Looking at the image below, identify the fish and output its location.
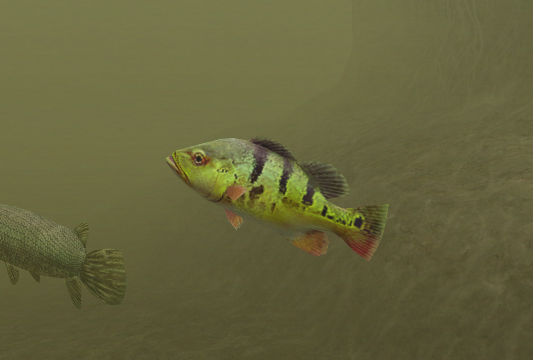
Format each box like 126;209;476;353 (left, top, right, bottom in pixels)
0;204;126;309
166;137;389;260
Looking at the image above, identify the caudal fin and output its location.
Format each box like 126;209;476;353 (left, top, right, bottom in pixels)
80;249;126;305
336;204;389;261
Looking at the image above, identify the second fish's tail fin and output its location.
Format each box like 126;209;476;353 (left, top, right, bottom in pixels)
80;249;126;305
335;204;389;261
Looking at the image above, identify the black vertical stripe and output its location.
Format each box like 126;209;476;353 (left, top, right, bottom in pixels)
321;205;328;217
278;158;293;195
248;185;264;204
250;146;268;184
302;182;315;206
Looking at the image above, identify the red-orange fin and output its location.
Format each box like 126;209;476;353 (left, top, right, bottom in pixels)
337;204;388;261
288;230;329;256
226;185;248;201
225;209;244;230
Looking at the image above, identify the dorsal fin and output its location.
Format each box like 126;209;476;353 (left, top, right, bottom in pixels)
249;137;297;162
299;161;350;199
74;222;89;248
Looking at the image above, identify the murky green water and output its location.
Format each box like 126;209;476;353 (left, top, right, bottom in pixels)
1;1;532;359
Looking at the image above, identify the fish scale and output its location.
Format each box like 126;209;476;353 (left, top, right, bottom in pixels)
232;151;312;229
0;204;126;308
0;205;83;278
167;137;389;260
234;151;349;233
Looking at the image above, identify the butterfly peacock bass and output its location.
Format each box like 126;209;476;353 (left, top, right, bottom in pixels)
166;137;388;260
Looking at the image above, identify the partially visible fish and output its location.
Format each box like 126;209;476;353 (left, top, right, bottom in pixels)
166;137;389;260
0;204;126;309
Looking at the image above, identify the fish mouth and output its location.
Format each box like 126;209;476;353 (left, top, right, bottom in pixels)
166;156;190;185
166;155;179;172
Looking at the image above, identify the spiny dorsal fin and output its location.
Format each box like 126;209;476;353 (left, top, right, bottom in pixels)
299;161;350;199
249;137;297;162
74;222;89;248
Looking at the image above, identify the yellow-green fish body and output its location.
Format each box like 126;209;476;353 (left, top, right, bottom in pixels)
166;138;388;260
0;204;126;308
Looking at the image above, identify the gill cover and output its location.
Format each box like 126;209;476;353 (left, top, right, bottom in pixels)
171;141;236;201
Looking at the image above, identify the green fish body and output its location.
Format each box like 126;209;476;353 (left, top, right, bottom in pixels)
0;204;126;308
166;138;388;260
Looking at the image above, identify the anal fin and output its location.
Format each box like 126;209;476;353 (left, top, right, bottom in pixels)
287;230;329;256
225;209;244;230
30;269;40;282
5;262;19;285
65;276;82;309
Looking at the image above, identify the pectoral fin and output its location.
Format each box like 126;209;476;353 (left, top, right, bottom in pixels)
29;269;40;282
287;230;329;256
225;209;244;230
5;263;19;285
65;276;82;309
226;185;247;201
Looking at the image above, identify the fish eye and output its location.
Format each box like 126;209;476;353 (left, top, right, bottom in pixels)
193;153;205;165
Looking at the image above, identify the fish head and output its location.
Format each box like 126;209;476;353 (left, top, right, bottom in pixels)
166;140;238;201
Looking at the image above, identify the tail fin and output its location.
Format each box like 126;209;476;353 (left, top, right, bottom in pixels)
80;249;126;305
336;204;389;261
